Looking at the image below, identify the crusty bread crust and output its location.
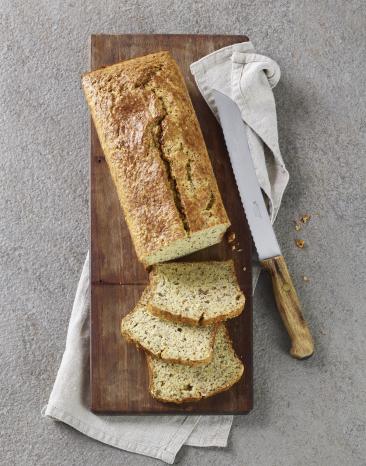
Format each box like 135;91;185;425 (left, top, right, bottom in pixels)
82;51;230;266
146;326;244;404
148;260;245;325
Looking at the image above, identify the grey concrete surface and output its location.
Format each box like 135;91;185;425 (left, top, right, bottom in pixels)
1;0;365;465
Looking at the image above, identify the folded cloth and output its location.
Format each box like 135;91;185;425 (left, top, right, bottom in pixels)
190;41;289;222
44;41;288;464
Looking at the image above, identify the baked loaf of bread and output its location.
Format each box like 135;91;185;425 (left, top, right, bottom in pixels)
82;52;230;266
148;261;245;325
121;288;217;365
147;325;244;403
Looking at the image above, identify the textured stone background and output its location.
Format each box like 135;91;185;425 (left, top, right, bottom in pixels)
1;1;365;465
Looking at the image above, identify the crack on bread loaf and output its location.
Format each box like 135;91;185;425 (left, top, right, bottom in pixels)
205;192;215;211
136;67;190;234
132;64;164;89
151;90;190;233
186;159;193;185
129;62;191;234
157;124;190;233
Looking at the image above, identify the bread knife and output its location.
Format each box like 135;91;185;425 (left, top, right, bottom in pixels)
213;90;314;359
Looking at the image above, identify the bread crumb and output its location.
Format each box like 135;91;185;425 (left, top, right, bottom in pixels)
243;267;247;272
227;232;236;243
300;214;311;224
303;275;310;282
232;245;236;250
295;239;305;249
294;223;301;231
237;248;243;252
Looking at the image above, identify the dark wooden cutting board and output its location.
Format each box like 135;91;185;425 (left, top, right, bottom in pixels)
90;34;253;414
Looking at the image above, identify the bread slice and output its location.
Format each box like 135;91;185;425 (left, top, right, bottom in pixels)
147;325;244;403
148;261;245;325
121;288;218;365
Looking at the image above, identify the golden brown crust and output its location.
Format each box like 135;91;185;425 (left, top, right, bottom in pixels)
121;318;219;366
146;326;244;404
82;52;229;264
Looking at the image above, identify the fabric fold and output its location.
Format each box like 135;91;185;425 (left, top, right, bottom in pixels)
190;40;289;221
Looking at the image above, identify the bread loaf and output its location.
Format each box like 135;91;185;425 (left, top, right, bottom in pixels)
82;52;230;266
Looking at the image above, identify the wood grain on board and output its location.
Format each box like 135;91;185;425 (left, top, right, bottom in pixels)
90;34;253;413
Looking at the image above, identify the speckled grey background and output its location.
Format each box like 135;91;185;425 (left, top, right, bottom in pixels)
1;0;365;465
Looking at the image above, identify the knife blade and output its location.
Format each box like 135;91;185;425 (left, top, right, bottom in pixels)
212;90;281;261
213;90;314;359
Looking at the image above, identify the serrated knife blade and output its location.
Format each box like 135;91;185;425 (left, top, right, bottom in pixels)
213;89;281;261
213;89;314;360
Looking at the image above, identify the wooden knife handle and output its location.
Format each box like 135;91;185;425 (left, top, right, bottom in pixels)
260;255;314;359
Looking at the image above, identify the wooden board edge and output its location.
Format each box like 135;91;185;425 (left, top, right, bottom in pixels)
90;33;250;41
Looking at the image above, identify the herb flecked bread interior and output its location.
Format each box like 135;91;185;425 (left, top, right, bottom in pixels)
82;51;230;266
148;260;245;325
147;324;244;403
121;288;218;365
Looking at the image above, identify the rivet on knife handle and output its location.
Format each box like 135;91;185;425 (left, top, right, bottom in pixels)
260;255;314;359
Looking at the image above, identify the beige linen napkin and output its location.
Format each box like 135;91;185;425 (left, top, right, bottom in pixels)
44;41;288;464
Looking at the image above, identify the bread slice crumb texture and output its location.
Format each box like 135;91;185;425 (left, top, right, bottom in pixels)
148;260;245;325
148;325;244;403
121;288;217;365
